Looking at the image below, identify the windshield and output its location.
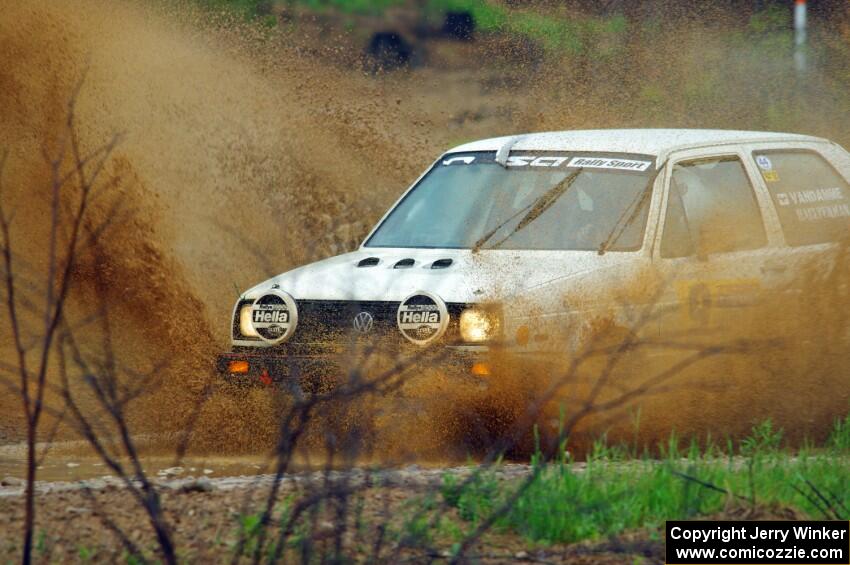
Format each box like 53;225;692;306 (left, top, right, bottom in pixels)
365;151;657;251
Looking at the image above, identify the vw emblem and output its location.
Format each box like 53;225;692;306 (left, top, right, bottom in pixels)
352;311;374;334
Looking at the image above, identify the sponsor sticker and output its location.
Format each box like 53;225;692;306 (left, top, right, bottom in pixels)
795;203;850;222
441;153;654;171
397;291;449;345
762;170;780;182
442;155;476;166
505;155;570;168
566;157;652;171
776;187;845;207
251;290;298;344
675;279;761;326
756;155;773;170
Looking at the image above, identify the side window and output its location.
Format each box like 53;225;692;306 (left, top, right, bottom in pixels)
752;150;850;246
661;156;766;257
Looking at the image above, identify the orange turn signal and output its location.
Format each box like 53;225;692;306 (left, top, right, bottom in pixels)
471;362;491;377
228;360;249;374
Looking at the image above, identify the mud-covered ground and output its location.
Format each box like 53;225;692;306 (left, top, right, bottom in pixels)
0;465;665;564
0;459;817;563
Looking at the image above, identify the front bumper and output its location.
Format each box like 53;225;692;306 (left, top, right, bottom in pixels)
216;346;490;390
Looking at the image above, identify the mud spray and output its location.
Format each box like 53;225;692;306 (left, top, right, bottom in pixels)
0;0;848;460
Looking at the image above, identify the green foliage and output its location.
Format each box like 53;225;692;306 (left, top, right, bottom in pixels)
77;545;94;562
741;419;783;456
428;1;626;55
35;530;47;555
231;512;266;557
200;0;629;56
509;13;582;53
400;509;435;545
296;0;405;16
200;0;271;19
439;416;850;545
426;0;507;30
124;553;146;565
828;411;850;453
239;512;263;537
442;470;499;523
748;5;792;35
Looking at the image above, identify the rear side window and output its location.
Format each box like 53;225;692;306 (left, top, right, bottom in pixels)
661;156;767;257
752;150;850;246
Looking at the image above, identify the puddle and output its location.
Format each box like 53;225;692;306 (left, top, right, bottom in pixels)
0;453;267;483
0;440;456;484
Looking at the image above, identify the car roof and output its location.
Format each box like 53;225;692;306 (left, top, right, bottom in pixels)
447;129;828;160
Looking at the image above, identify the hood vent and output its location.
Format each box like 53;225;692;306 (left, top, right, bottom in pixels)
430;258;453;269
393;258;415;269
357;257;380;268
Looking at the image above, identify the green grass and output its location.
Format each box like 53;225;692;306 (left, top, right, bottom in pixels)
199;0;268;18
440;413;850;545
425;0;506;30
427;0;628;54
214;415;849;559
200;0;629;55
294;0;405;16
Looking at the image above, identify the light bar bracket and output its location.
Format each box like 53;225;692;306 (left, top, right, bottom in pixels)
495;135;524;167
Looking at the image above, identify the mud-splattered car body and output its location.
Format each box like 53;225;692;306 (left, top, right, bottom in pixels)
218;129;850;391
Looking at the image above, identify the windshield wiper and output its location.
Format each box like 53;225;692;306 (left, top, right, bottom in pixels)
471;168;584;252
471;202;534;252
596;161;665;255
484;168;584;251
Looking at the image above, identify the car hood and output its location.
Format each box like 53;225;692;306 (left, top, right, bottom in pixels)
242;248;630;304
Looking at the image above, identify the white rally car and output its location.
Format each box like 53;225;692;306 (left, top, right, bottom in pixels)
217;129;850;390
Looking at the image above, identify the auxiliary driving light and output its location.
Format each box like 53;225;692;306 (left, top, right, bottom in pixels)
459;308;500;343
239;305;260;338
228;360;249;374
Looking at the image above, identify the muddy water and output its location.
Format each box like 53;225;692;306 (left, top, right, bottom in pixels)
0;451;268;483
0;437;464;482
0;0;436;450
0;0;848;465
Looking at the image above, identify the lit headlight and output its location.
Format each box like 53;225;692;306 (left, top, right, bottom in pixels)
239;305;259;338
459;308;500;343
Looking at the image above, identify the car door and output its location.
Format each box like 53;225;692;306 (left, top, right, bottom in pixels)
652;148;780;341
744;142;850;286
744;142;850;344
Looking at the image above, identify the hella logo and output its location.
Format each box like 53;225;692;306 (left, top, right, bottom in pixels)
401;311;439;324
253;310;289;324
